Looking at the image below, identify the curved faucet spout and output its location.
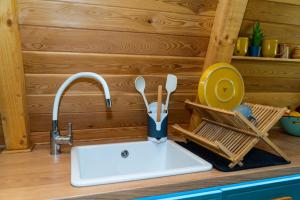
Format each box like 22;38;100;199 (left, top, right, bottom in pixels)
50;72;111;155
52;72;111;121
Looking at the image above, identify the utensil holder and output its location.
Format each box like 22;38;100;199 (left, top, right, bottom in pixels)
147;102;168;143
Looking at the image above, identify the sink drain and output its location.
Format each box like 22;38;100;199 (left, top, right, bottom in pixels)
121;150;129;158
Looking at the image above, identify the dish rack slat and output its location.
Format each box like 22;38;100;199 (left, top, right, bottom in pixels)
173;100;290;168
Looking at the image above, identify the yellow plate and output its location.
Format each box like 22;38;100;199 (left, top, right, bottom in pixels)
198;63;244;110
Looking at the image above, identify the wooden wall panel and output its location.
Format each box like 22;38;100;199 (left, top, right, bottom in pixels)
18;0;213;37
245;92;300;110
243;77;300;92
245;0;300;26
27;93;195;114
47;0;218;15
266;0;300;6
30;127;147;144
240;20;300;45
23;51;204;75
20;25;208;56
16;0;214;144
241;0;300;45
25;74;199;94
29;109;191;132
30;125;182;144
0;116;4;145
234;59;300;79
233;59;300;93
234;0;300;111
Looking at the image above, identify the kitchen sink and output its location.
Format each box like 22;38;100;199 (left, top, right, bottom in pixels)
71;140;212;187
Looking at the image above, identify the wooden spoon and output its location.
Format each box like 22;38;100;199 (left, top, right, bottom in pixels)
157;85;162;122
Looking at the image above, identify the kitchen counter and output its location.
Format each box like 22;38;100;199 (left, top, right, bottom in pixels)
1;130;300;200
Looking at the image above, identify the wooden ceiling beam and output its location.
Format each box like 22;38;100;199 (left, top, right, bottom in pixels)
0;0;32;152
189;0;249;130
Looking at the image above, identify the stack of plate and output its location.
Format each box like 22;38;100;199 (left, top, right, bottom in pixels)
292;46;300;59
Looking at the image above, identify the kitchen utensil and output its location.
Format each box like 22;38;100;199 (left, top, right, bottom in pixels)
234;37;249;56
198;63;244;110
262;39;279;57
280;116;300;136
164;74;177;112
157;85;162;122
135;76;150;113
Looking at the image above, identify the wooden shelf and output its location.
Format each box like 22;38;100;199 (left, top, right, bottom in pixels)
233;56;300;63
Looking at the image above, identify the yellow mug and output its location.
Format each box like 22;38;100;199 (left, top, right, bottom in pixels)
234;37;249;56
262;39;279;57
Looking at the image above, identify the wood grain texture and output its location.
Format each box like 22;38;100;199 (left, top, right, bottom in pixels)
20;25;209;56
232;59;300;92
15;0;211;144
245;0;300;26
243;77;300;92
25;74;199;95
23;51;204;75
27;93;195;114
233;59;300;79
240;0;300;44
46;0;218;16
189;0;249;130
203;0;249;68
30;124;182;144
29;109;191;132
1;130;300;200
244;92;300;110
240;20;300;45
0;0;31;150
266;0;300;6
0;119;4;145
30;126;147;144
18;0;214;37
236;0;300;116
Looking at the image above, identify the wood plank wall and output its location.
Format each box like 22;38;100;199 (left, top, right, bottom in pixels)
232;0;300;110
2;0;296;145
1;0;217;144
0;116;4;146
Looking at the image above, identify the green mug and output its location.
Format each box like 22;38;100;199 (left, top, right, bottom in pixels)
234;37;249;56
262;39;279;57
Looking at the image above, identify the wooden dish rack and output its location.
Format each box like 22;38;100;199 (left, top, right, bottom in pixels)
173;100;290;168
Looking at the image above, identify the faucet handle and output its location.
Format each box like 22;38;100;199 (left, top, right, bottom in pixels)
67;122;73;146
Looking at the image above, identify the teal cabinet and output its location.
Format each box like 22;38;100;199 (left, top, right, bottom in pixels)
222;174;300;200
136;187;222;200
137;174;300;200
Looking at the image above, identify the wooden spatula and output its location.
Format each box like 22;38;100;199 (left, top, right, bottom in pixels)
157;85;162;122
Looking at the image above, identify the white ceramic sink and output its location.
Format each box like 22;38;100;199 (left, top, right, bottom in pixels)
71;140;212;187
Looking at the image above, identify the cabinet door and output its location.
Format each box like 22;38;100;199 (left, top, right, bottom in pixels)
222;174;300;200
136;188;222;200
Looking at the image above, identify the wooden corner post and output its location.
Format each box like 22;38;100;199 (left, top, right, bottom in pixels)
0;0;31;151
189;0;249;130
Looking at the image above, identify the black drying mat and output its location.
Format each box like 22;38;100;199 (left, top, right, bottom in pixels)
177;141;290;172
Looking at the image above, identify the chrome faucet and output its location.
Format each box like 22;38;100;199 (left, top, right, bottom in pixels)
50;72;112;155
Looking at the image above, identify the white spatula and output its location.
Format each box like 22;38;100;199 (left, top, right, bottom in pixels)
135;76;150;113
164;74;177;113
